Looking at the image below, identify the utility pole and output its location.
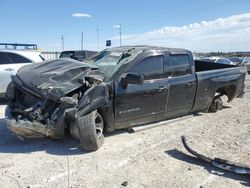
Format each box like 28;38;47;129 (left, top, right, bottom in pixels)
81;31;83;50
96;25;100;51
113;24;122;47
61;35;64;50
119;24;122;47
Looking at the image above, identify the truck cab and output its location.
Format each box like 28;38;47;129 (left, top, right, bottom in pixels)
112;47;196;129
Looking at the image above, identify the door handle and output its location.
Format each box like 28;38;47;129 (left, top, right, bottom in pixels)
4;68;14;71
186;82;195;88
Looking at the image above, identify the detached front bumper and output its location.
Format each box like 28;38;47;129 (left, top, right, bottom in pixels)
5;106;65;139
6;118;58;138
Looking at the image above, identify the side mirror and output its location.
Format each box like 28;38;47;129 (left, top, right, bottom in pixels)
120;72;144;87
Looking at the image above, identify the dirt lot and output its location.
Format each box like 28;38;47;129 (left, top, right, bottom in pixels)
0;75;249;188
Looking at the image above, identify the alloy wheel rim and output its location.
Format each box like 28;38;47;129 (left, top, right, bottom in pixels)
95;112;104;139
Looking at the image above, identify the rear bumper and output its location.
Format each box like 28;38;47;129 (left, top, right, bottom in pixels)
237;90;245;98
237;83;245;98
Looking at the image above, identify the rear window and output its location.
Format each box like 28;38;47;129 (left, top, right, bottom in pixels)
7;53;32;63
0;52;12;64
60;51;86;60
60;51;74;58
165;54;190;77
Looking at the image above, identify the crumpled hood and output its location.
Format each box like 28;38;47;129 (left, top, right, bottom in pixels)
12;58;103;99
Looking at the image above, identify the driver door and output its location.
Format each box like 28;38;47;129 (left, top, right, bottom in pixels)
114;54;169;129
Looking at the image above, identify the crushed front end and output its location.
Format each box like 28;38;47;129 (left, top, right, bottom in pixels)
5;58;109;140
5;81;77;139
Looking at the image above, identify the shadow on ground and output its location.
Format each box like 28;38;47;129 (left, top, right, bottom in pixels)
165;149;250;187
0;118;129;156
0;118;86;156
222;105;231;109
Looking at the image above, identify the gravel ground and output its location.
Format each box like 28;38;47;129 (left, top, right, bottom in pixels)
0;75;249;188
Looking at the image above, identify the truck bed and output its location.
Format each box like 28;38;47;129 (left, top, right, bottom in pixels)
195;60;236;72
192;60;246;113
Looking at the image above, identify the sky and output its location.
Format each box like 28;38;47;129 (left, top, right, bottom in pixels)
0;0;250;52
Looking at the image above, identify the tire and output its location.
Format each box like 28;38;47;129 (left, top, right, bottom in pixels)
77;110;104;151
208;96;223;113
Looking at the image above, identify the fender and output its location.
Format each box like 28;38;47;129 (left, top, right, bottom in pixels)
76;83;109;118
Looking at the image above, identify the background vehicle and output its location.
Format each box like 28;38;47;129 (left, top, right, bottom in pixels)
227;57;245;66
59;50;98;61
5;46;246;151
202;56;235;65
0;50;44;98
243;57;250;74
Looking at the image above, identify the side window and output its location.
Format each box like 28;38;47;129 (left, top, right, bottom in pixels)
130;56;164;80
165;54;190;77
0;52;12;64
7;53;32;63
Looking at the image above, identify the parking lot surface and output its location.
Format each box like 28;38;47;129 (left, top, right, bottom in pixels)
0;75;249;188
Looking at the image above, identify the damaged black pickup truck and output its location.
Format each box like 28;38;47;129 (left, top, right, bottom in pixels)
5;46;246;151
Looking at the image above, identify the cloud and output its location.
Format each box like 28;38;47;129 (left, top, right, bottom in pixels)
113;13;250;52
113;25;121;28
72;13;91;18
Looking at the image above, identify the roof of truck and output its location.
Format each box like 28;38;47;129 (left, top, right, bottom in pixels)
105;45;191;54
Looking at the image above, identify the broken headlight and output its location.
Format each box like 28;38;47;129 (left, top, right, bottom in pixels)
5;81;15;101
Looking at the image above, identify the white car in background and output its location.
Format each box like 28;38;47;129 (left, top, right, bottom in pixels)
202;56;235;65
0;50;44;98
243;57;250;74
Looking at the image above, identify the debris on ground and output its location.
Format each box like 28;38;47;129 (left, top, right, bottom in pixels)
181;135;250;175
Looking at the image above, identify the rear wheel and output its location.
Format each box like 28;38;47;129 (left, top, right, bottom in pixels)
208;96;223;112
77;110;104;151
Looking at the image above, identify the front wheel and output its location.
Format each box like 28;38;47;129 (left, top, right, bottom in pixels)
77;110;104;151
208;96;223;113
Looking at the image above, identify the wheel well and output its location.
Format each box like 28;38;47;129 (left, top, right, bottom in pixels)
216;85;236;101
97;106;115;132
